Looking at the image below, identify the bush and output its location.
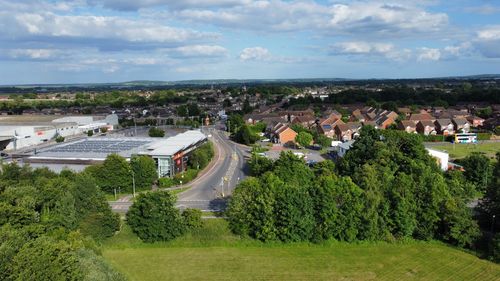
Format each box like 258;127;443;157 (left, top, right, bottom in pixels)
148;127;165;137
99;127;108;134
127;191;185;242
55;136;65;143
79;212;120;241
159;177;176;188
87;130;93;137
182;208;203;230
477;133;492;141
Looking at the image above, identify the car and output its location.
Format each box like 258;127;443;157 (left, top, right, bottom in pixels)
261;138;270;142
256;152;267;157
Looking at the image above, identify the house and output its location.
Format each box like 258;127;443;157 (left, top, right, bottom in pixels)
434;119;454;136
271;123;297;146
337;140;355;158
398;120;417;133
452;118;471;133
350;109;365;122
426;148;449;171
361;120;379;129
334;122;362;141
398;107;412;117
292;115;317;128
416;120;437;135
375;115;395;129
466;116;485;127
409;113;434;123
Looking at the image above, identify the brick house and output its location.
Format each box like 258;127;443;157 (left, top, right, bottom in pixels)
416;120;437;135
271;123;297;146
335;122;362;141
398;120;417;133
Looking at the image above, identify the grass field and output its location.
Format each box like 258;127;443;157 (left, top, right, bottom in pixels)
103;219;500;281
431;142;500;159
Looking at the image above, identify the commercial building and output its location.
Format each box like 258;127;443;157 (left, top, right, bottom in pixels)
25;130;207;178
0;114;118;150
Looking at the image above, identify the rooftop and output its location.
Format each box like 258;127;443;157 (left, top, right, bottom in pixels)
29;130;207;161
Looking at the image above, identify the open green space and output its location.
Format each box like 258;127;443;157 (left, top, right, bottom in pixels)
103;219;500;281
431;142;500;159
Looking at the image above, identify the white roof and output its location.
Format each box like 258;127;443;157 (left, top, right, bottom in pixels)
142;130;207;156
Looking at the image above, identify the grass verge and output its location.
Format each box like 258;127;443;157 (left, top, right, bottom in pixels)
103;219;500;281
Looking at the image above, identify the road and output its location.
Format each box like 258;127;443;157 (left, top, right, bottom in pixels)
110;126;248;213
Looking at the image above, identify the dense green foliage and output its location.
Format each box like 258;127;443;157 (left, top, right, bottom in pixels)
479;153;500;262
127;191;185;242
0;163;123;280
148;127;165;137
461;153;492;193
295;131;313;148
188;142;214;170
130;155;158;191
228;127;480;249
88;154;132;194
182;208;203;230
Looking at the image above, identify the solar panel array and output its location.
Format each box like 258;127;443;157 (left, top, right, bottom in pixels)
46;139;151;154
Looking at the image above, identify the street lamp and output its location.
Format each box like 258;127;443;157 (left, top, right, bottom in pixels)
131;169;136;198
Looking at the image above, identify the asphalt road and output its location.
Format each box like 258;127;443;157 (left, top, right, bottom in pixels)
110;126;248;213
176;127;247;211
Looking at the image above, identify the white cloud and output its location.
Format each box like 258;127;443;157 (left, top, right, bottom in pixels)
6;48;59;59
0;11;218;46
175;1;448;37
173;45;228;57
91;0;248;11
239;47;271;61
417;48;441;61
329;41;412;62
474;26;500;58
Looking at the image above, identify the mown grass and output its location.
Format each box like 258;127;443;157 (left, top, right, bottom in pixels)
432;142;500;159
103;219;500;281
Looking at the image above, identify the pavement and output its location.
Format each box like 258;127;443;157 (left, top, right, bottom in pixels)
110;126;248;213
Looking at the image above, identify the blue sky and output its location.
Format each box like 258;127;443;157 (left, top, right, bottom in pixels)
0;0;499;84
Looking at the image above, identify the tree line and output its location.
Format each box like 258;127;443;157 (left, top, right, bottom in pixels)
0;163;124;280
228;127;500;261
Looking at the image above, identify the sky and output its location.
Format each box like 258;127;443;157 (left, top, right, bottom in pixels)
0;0;499;84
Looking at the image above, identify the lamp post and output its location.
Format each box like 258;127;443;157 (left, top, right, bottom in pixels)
131;169;136;198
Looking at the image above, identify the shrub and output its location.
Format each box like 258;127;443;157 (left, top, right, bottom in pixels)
148;127;165;137
55;136;65;143
477;133;492;141
159;177;176;188
127;191;185;242
87;130;94;137
182;208;203;230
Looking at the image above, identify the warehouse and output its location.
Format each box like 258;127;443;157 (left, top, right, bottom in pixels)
0;114;118;150
25;130;207;178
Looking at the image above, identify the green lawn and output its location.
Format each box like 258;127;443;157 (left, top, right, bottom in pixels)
103;220;500;281
431;142;500;159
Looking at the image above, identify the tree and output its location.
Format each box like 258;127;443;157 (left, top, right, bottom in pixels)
234;125;257;145
55;135;65;143
148;127;165;137
130;155;158;191
461;153;492;193
127;191;185;242
87;130;93;137
95;154;132;194
315;134;331;148
295;131;313;148
99;127;108;134
10;235;82;281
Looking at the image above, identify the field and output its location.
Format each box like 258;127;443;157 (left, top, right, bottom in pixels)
430;142;500;159
103;219;500;281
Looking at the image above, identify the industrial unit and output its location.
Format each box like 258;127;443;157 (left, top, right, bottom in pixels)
25;130;207;178
0;114;118;150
